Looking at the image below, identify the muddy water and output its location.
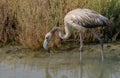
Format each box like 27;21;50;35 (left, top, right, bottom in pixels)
0;43;120;78
0;50;120;78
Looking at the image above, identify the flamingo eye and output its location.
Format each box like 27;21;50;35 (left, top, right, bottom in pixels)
45;37;49;39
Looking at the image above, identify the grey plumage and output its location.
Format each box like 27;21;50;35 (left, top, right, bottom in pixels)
43;8;111;61
64;8;110;28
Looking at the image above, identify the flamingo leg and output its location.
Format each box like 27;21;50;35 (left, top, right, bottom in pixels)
88;29;104;61
79;32;83;61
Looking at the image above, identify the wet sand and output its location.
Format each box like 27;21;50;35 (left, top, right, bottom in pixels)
0;42;120;60
0;42;120;61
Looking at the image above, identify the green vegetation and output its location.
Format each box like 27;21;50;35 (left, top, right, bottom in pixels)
0;0;120;49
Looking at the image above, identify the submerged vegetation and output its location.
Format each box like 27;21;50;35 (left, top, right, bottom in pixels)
0;0;120;49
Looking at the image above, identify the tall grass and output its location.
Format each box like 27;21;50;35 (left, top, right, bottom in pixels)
0;0;120;49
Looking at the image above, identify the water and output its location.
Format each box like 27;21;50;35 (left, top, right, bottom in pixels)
0;50;120;78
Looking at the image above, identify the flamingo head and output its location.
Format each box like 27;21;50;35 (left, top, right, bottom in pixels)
43;32;53;53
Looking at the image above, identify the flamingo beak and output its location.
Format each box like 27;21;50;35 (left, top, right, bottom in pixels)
43;39;50;53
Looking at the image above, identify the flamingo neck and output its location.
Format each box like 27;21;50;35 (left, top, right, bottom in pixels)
58;25;71;39
50;23;71;39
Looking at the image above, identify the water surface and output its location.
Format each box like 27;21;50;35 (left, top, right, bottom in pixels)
0;49;120;78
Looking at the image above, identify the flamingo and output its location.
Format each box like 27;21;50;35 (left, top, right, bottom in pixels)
43;8;111;61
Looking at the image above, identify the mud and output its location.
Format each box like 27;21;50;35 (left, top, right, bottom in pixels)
0;42;120;78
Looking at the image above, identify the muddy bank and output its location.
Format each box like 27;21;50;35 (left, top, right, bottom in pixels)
0;42;120;62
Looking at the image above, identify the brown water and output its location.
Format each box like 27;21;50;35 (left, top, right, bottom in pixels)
0;50;120;78
0;43;120;78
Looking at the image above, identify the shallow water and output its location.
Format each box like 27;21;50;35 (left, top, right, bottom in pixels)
0;50;120;78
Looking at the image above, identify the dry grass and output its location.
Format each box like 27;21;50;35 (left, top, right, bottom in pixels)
0;0;120;49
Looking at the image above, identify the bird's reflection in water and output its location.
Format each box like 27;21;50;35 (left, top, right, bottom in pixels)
79;61;105;78
0;54;120;78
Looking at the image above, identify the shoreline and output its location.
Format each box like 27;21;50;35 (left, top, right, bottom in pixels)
0;42;120;61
